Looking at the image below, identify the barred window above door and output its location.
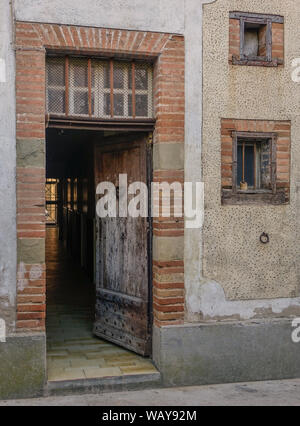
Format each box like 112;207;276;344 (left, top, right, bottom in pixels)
46;57;154;119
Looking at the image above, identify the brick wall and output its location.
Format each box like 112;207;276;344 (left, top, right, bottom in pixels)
229;18;240;63
15;22;185;331
221;119;291;200
272;23;284;64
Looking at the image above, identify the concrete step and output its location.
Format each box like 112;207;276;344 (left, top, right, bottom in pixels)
46;372;162;397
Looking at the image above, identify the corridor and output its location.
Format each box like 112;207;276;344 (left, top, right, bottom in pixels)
46;227;157;382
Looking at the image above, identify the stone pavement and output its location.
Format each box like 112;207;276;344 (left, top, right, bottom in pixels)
47;305;157;382
1;379;300;406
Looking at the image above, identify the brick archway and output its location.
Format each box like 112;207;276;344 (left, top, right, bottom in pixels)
15;21;185;332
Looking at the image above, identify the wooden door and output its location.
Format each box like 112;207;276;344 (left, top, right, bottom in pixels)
93;134;152;356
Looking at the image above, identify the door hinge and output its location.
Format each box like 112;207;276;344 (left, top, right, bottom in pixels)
147;132;153;146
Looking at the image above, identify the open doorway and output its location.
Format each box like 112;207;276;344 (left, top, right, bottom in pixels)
46;128;156;382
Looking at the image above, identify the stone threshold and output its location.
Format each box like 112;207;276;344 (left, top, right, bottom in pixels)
46;372;162;397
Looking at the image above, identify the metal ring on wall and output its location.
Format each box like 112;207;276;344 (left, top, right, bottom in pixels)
260;233;270;244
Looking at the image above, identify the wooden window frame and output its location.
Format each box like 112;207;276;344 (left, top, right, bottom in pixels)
230;12;284;67
222;131;286;205
239;17;272;63
232;131;277;194
46;56;154;127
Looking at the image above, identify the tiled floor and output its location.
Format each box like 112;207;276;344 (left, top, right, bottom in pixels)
46;227;157;382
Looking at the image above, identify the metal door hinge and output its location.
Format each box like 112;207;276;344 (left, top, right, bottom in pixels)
147;132;153;146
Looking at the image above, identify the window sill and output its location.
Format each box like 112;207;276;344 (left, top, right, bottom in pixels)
237;189;272;194
222;189;287;205
231;56;283;67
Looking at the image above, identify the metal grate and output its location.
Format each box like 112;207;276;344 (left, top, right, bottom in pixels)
45;179;58;224
46;58;66;115
46;57;153;119
69;57;90;116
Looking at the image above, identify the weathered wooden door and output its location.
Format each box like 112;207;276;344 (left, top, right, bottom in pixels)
93;134;152;356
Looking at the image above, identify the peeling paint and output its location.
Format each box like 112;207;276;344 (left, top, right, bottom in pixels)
29;265;42;281
187;281;300;321
17;262;28;292
17;263;43;292
0;59;6;83
0;319;6;342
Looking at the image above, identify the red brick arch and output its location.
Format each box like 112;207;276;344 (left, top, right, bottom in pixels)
15;21;185;331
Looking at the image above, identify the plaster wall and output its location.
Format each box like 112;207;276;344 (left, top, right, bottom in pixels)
14;0;184;35
186;0;300;322
0;0;17;333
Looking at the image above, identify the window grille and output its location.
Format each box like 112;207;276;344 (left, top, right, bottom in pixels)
46;57;153;120
46;179;59;225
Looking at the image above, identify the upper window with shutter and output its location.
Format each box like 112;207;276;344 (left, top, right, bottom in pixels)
229;12;284;67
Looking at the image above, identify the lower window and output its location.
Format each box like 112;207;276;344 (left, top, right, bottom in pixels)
222;131;286;205
237;137;272;192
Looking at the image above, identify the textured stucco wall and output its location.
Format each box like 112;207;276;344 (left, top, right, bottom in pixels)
14;0;184;34
185;0;300;322
0;0;17;333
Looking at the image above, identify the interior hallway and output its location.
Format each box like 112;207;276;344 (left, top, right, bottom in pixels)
46;227;157;382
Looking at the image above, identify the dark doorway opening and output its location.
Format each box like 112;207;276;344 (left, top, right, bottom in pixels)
45;128;156;382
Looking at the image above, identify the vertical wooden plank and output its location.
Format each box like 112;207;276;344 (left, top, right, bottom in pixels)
239;18;245;60
254;143;257;189
132;62;136;119
110;59;114;118
146;132;153;333
88;58;92;117
271;134;277;194
266;20;272;61
65;56;69;116
242;142;245;182
232;132;238;193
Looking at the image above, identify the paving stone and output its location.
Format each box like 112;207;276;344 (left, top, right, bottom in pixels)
47;367;66;382
120;365;158;375
70;359;106;368
49;358;71;368
67;345;105;353
104;354;141;362
99;350;136;359
83;367;122;379
47;350;68;357
86;352;111;360
49;345;70;351
134;360;156;367
106;360;136;367
56;369;86;381
64;352;88;359
47;337;65;342
64;339;105;346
